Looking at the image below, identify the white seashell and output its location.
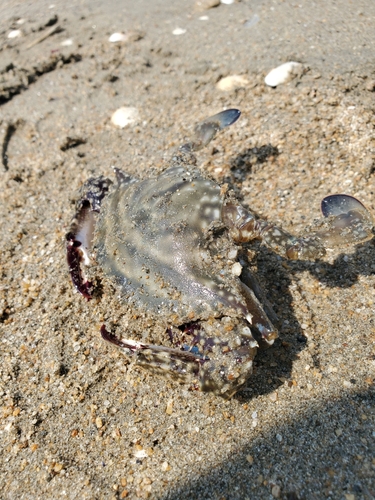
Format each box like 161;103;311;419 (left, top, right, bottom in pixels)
111;107;140;128
172;28;186;35
264;61;303;87
216;75;249;91
61;38;73;46
199;15;209;20
16;18;26;25
108;32;128;43
221;0;235;4
109;30;144;44
195;0;220;11
8;29;22;39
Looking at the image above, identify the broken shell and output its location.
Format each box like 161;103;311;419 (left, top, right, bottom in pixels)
8;29;22;38
172;28;186;35
61;38;73;46
111;107;140;128
195;0;220;10
216;75;249;91
264;61;303;87
108;32;128;43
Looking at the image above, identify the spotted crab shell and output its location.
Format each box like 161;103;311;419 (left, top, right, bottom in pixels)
95;163;248;322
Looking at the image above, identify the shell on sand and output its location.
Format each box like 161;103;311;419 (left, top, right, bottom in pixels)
111;107;140;128
108;32;128;43
264;62;303;87
8;29;22;38
172;28;186;35
216;75;249;91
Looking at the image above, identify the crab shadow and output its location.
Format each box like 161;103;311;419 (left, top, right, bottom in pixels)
235;234;375;404
225;146;374;402
228;145;279;196
230;144;280;172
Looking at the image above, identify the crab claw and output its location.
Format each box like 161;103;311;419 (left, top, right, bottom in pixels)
66;176;112;300
319;194;374;247
66;203;96;300
66;238;93;300
180;109;241;152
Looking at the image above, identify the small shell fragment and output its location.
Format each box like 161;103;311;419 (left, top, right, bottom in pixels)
195;0;220;10
231;262;242;276
216;75;249;91
172;28;186;35
61;38;73;46
111;107;140;128
8;29;22;39
264;61;303;87
109;32;128;43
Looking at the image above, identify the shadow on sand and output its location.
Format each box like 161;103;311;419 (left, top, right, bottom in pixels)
163;387;375;499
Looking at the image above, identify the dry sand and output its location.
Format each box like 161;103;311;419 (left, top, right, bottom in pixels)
1;1;375;498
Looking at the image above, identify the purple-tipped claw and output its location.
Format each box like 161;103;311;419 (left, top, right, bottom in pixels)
203;109;241;130
66;235;93;300
319;194;374;247
66;201;97;300
66;176;112;300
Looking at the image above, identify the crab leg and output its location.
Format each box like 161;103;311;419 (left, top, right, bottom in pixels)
101;325;201;381
240;282;278;346
223;194;374;260
101;325;257;397
180;109;241;152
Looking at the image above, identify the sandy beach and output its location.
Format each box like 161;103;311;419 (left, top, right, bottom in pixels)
1;1;375;498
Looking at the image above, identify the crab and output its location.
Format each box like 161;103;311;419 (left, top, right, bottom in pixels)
66;109;374;398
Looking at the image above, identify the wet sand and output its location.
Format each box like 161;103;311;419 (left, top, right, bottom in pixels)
1;1;375;498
